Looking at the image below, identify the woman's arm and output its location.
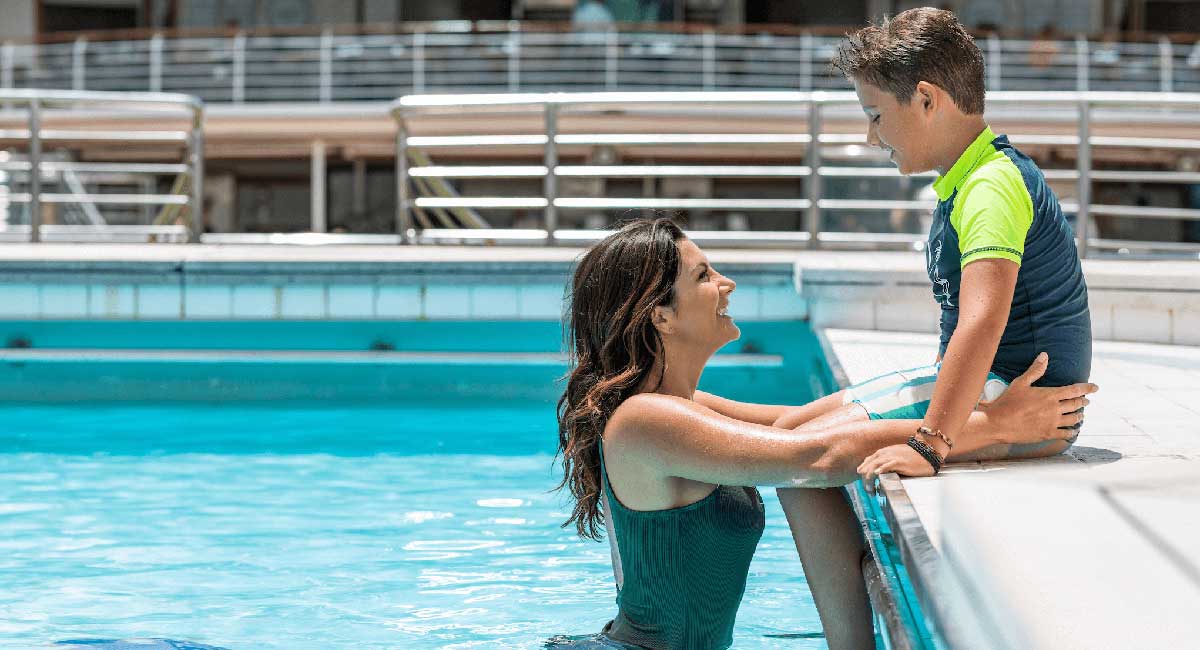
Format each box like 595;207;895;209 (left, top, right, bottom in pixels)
692;390;845;427
611;355;1094;489
606;393;917;489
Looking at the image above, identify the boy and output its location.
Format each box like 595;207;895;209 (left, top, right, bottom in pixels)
823;7;1093;474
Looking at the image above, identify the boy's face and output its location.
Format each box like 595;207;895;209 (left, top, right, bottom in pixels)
852;78;937;176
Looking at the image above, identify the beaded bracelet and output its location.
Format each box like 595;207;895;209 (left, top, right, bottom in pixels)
916;425;954;450
906;435;944;475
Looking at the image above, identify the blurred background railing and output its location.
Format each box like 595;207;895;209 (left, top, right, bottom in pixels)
390;91;1200;257
0;89;204;242
2;26;1199;101
0;21;1198;256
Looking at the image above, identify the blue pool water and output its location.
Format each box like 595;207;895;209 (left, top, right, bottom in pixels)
0;401;830;649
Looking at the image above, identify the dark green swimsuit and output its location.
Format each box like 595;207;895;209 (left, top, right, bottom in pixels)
598;441;766;650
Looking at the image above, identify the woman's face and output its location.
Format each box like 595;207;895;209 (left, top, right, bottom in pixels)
659;238;739;348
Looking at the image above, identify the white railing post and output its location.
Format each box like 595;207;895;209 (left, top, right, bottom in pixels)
311;139;327;232
1076;36;1089;92
72;37;87;90
232;31;246;103
413;30;425;93
1159;36;1173;93
28;98;42;243
508;22;521;92
1;42;13;90
319;28;333;103
799;33;813;90
702;29;716;90
1076;98;1091;258
988;34;1001;90
544;102;559;245
606;28;619;90
149;33;163;92
188;109;205;243
806;98;823;249
396;120;412;243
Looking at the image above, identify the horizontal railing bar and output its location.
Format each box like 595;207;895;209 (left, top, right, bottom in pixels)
405;134;813;147
0;161;189;174
820;167;936;178
201;232;405;245
0;129;189;142
409;165;813;178
555;133;812;145
819;199;935;210
1088;238;1200;254
3;193;190;205
1088;204;1200;220
414;197;548;208
1091;136;1200;150
1088;170;1200;183
0;224;189;233
413;197;814;210
554;198;811;209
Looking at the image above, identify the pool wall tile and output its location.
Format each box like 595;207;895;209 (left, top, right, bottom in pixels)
38;285;89;318
376;285;421;318
1112;305;1172;344
424;284;472;319
136;284;183;319
0;284;39;318
184;285;233;319
517;285;564;319
470;286;520;319
279;285;327;319
232;285;278;319
1174;308;1200;346
88;285;137;319
730;286;763;320
807;299;875;331
758;286;807;320
1090;304;1115;341
328;286;375;319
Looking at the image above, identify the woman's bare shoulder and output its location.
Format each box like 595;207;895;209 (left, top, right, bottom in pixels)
604;393;714;450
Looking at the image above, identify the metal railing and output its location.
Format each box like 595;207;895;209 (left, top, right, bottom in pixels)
0;89;204;242
392;91;1200;258
2;26;1199;102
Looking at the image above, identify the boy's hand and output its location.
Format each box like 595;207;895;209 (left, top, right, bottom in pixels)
979;352;1098;445
858;444;936;493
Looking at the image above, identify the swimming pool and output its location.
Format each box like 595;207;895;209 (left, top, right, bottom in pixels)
0;320;858;649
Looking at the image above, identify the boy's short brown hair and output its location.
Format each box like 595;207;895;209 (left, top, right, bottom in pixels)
833;7;985;115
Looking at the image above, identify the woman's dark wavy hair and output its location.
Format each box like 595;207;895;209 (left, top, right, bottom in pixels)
555;217;686;540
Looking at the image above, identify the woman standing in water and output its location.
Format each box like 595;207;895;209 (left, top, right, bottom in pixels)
554;218;1095;650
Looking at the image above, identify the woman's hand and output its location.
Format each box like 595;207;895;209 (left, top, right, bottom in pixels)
980;352;1099;446
858;444;936;493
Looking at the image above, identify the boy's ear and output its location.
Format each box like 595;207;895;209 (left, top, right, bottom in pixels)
914;81;937;113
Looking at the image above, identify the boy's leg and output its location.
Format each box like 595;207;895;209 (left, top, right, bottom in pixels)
847;362;1077;460
776;486;874;650
772;390;850;429
772;378;886;649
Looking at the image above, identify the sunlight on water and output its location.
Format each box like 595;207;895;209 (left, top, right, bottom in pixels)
0;402;827;649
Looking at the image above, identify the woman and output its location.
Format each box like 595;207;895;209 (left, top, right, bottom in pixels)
554;218;1095;650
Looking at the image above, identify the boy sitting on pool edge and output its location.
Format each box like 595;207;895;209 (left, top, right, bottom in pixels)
780;7;1093;479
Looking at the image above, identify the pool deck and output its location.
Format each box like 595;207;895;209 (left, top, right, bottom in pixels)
825;329;1200;650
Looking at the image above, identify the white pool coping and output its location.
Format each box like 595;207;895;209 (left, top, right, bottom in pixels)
824;328;1200;650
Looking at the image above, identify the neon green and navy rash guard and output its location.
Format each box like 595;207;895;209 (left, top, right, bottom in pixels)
927;125;1091;386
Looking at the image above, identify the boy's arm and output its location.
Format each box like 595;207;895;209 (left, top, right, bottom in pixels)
921;257;1019;456
920;161;1033;456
